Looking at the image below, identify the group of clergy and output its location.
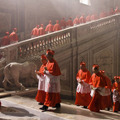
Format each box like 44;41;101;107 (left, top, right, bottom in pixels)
75;62;120;113
35;49;61;111
35;52;120;112
1;6;120;47
0;28;18;47
31;6;120;38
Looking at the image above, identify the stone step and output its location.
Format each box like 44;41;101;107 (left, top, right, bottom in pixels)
0;87;37;98
0;92;11;98
0;88;5;92
11;87;37;97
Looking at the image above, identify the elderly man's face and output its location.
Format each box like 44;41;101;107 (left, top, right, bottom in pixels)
115;78;119;83
46;53;53;60
80;65;86;70
41;58;47;64
92;67;99;73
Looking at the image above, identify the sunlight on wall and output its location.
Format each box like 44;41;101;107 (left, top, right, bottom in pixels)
79;0;91;6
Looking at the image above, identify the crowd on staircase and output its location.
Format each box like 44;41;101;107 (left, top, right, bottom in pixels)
0;6;120;47
34;49;120;113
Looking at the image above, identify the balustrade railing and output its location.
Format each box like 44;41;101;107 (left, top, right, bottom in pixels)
0;28;71;63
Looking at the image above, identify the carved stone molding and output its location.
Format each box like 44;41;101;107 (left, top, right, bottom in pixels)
93;44;114;79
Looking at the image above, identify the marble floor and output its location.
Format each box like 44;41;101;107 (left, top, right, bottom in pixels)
0;96;120;120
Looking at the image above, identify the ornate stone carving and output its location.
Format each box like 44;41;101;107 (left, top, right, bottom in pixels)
94;45;113;79
78;53;88;68
60;69;67;81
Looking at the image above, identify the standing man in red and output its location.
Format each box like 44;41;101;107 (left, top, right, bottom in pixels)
1;32;10;47
35;54;47;105
100;70;112;111
66;17;73;27
73;16;79;26
45;20;53;34
38;24;45;36
40;49;61;111
86;14;91;22
114;6;120;14
60;18;66;29
79;15;86;24
31;25;39;38
75;62;91;108
88;64;107;112
90;13;98;21
112;76;120;112
9;28;18;44
53;20;61;32
109;8;115;16
99;11;107;18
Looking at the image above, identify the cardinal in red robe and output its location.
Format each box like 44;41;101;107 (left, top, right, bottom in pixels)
73;16;80;26
9;28;18;44
60;18;66;29
1;32;10;47
99;70;112;111
40;49;61;111
31;25;39;37
79;15;86;24
35;54;47;105
53;20;61;32
45;20;53;33
66;17;73;27
38;24;45;36
112;76;120;112
88;64;107;112
75;62;91;108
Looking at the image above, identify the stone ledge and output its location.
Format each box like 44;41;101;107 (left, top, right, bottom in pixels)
0;87;37;98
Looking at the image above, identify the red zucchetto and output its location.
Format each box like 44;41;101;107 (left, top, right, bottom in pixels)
92;64;99;69
46;49;55;55
114;76;119;80
41;54;47;59
80;61;86;66
99;70;105;74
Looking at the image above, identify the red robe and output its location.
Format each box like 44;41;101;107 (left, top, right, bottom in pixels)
44;58;61;107
9;32;18;43
66;19;73;27
88;72;107;112
45;23;53;33
75;69;91;106
31;27;39;37
112;82;120;112
35;64;46;104
73;17;79;25
90;14;98;21
38;27;45;36
101;76;112;109
53;23;61;32
86;15;91;22
60;19;66;29
1;35;10;46
99;12;107;18
79;16;86;24
115;8;120;14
